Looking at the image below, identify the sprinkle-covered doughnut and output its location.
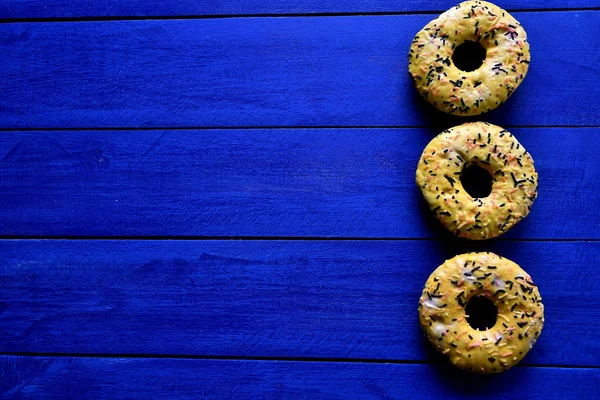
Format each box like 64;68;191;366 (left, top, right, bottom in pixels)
418;252;544;374
416;122;537;240
408;1;530;116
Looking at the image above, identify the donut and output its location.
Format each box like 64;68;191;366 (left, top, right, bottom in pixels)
408;1;530;116
418;252;544;374
416;122;537;240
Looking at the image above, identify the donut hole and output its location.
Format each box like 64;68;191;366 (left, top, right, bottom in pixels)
452;41;487;72
461;164;493;198
465;296;498;331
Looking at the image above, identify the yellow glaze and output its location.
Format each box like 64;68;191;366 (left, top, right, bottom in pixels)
408;1;530;115
416;122;537;240
419;252;544;374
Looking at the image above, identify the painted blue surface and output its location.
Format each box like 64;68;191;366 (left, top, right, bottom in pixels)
1;0;599;19
0;12;599;128
1;240;598;366
0;128;597;238
1;1;599;398
2;357;599;400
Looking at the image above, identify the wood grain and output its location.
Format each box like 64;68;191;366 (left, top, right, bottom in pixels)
2;356;599;399
1;240;598;366
1;12;598;128
0;128;597;238
1;1;599;396
1;0;598;20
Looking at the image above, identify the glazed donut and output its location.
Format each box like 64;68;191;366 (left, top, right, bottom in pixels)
418;252;544;374
408;1;530;116
416;122;537;240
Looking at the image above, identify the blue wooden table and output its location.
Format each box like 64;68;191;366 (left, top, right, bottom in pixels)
1;1;600;398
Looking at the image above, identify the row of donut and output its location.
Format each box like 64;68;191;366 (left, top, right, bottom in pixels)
409;1;544;374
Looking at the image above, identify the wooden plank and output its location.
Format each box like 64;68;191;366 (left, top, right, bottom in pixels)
2;356;599;399
0;12;598;128
1;240;598;366
0;128;598;238
1;0;599;20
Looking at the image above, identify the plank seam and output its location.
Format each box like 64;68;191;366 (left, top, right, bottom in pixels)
0;352;597;369
0;236;597;242
0;125;599;132
1;8;599;24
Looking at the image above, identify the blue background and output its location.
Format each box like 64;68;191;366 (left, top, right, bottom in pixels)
1;1;599;398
